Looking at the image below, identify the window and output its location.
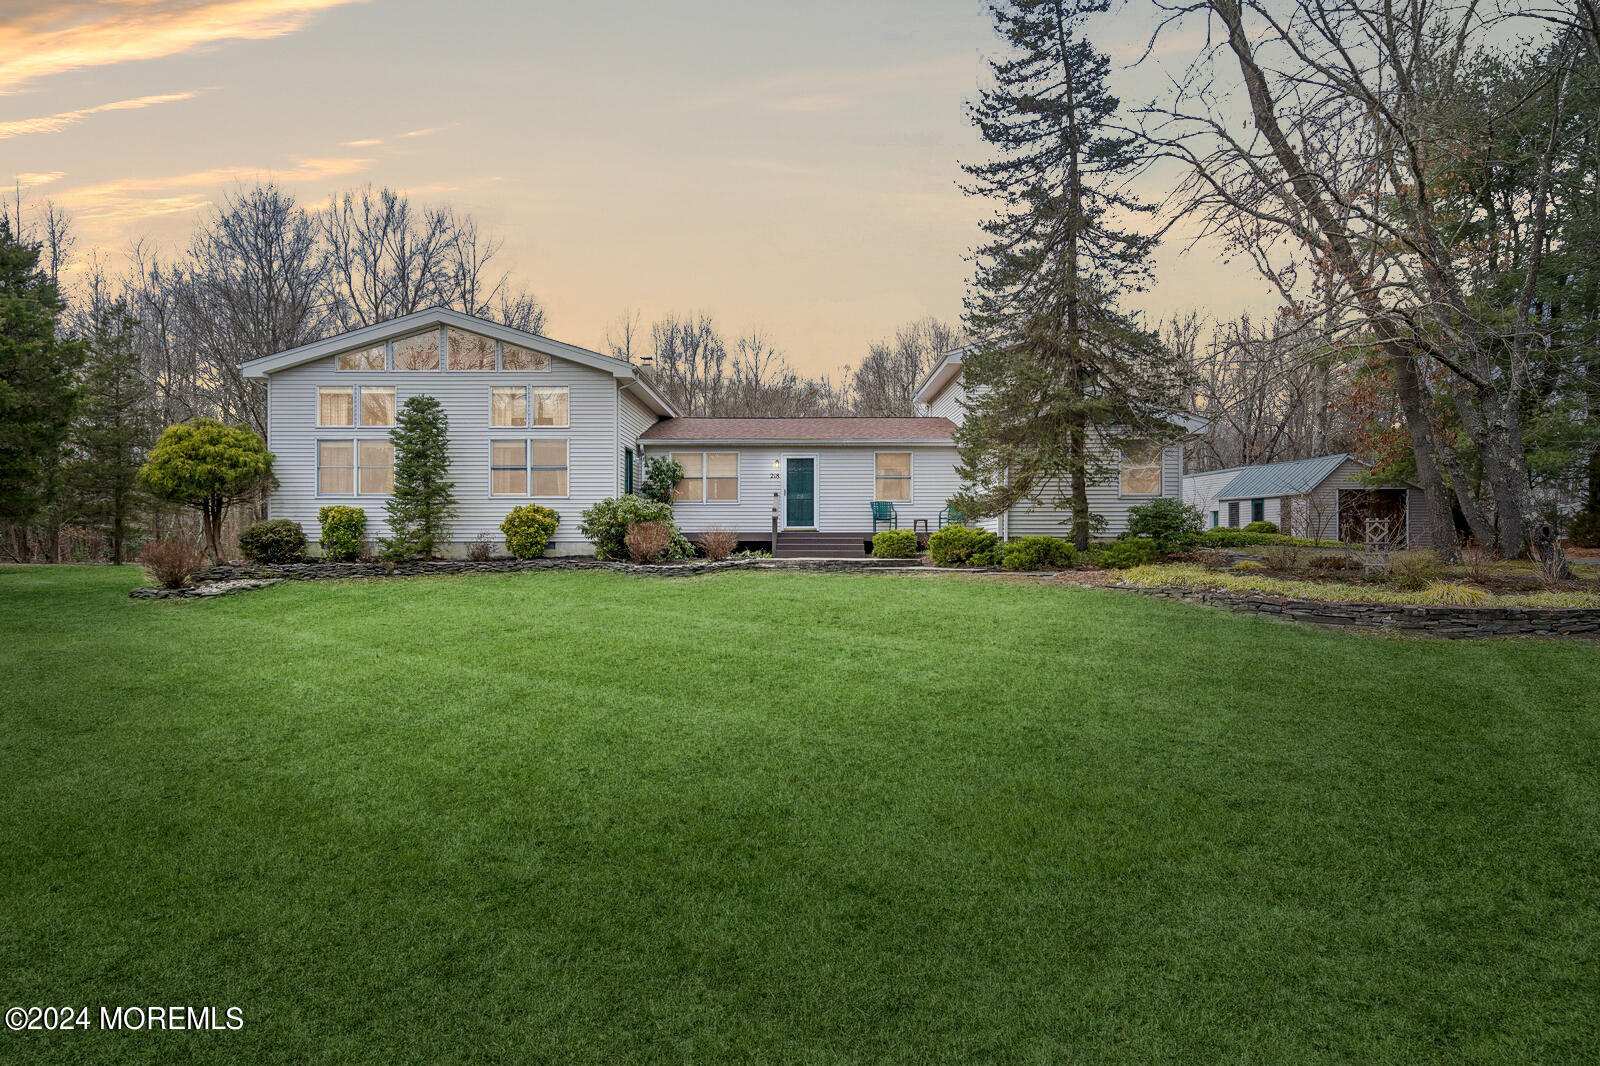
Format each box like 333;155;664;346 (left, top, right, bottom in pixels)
1211;510;1219;528
318;440;392;496
1228;501;1240;527
491;386;527;427
875;452;911;501
360;386;395;427
502;344;549;372
671;452;738;502
491;439;568;497
1119;442;1162;496
337;344;386;371
446;328;496;371
533;387;569;427
393;330;440;371
318;387;354;426
1251;498;1265;523
623;449;635;495
359;440;394;494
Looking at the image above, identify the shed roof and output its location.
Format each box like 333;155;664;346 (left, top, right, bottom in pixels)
639;417;958;444
1216;454;1354;500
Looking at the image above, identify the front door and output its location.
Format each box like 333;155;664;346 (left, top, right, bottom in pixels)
785;457;815;528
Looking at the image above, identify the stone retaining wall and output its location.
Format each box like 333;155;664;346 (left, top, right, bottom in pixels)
199;556;921;583
1117;583;1600;638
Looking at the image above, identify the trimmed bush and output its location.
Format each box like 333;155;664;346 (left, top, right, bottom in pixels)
500;503;561;560
929;525;1000;567
580;496;692;561
139;538;206;588
1197;529;1333;548
1243;520;1278;533
1127;498;1203;552
238;519;307;563
1099;538;1163;569
318;506;367;561
872;529;919;559
698;527;739;562
1000;535;1075;570
625;520;674;563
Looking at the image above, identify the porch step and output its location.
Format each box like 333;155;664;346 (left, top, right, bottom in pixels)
773;531;873;559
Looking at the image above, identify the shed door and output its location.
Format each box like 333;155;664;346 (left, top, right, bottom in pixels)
1339;489;1407;547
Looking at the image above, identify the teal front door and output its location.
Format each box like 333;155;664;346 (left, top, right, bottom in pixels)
785;457;815;528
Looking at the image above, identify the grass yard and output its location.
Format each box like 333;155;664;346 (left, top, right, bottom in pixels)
3;565;1598;1064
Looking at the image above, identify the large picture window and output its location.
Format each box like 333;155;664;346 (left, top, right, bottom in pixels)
1119;442;1162;496
320;385;393;427
318;439;393;496
491;439;569;497
671;452;738;502
874;452;911;501
491;386;567;428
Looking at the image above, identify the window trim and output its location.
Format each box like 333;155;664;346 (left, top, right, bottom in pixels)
489;385;569;429
1118;442;1164;498
873;451;913;504
316;437;393;498
391;329;443;372
317;386;355;428
334;343;390;372
1251;498;1265;523
359;385;396;428
331;331;556;373
489;437;570;499
1228;501;1241;527
670;450;740;504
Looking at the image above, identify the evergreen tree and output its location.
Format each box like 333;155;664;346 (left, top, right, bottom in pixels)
382;395;456;560
0;219;80;529
138;419;275;563
71;300;154;563
954;0;1187;550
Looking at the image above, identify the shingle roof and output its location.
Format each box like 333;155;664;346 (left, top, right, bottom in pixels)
639;417;958;443
1216;454;1354;500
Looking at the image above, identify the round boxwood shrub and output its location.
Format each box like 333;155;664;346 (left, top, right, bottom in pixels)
501;503;561;559
1242;520;1278;533
318;505;367;562
871;529;919;559
1099;538;1163;569
1000;535;1076;571
929;524;1001;567
238;519;306;563
579;496;692;561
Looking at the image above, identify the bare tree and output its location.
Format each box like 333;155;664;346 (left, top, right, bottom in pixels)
846;317;965;416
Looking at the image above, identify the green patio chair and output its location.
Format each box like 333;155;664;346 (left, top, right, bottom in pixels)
937;507;964;530
870;501;898;532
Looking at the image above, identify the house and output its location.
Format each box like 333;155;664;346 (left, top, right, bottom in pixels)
242;309;1194;557
1182;454;1431;547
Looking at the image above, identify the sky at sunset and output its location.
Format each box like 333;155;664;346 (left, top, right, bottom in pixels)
2;0;1277;376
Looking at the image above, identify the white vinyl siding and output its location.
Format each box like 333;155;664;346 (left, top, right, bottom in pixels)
1005;437;1184;538
925;377;967;422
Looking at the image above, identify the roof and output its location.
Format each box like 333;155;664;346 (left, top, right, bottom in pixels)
239;307;676;417
911;347;969;407
1214;454;1356;500
639;416;958;444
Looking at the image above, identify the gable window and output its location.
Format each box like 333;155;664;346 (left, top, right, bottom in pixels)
393;330;440;371
874;452;912;501
360;386;395;427
491;439;569;497
502;344;549;372
318;386;354;427
491;387;527;427
317;440;393;496
671;452;739;502
336;344;386;371
1251;498;1265;522
446;328;496;371
1119;442;1162;496
1228;501;1240;527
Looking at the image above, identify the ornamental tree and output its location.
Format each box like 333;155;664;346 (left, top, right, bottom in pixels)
138;419;276;562
381;394;456;560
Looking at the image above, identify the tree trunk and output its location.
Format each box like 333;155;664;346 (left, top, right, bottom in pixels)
1069;421;1090;552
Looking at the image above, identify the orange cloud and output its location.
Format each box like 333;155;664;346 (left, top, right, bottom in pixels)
0;91;198;139
53;155;371;226
0;0;367;91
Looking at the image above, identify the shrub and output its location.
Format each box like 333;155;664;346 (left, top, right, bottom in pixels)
1308;552;1360;572
625;520;673;563
318;506;367;561
872;529;919;559
139;538;206;588
1099;538;1163;569
1193;547;1230;570
1415;581;1493;606
500;503;560;559
1233;560;1266;571
580;496;691;561
1197;529;1334;549
699;526;739;562
1243;520;1278;534
1259;544;1308;572
1459;538;1497;584
1126;498;1203;552
1384;549;1442;590
929;525;1000;567
1000;535;1075;571
138;419;275;562
382;395;457;561
641;456;685;504
465;533;496;562
238;519;306;563
1570;511;1600;549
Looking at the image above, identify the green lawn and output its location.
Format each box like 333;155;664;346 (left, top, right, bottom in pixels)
3;566;1598;1063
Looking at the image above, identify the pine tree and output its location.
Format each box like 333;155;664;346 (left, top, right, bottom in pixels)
71;300;154;563
0;219;80;529
954;0;1188;550
382;395;456;560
